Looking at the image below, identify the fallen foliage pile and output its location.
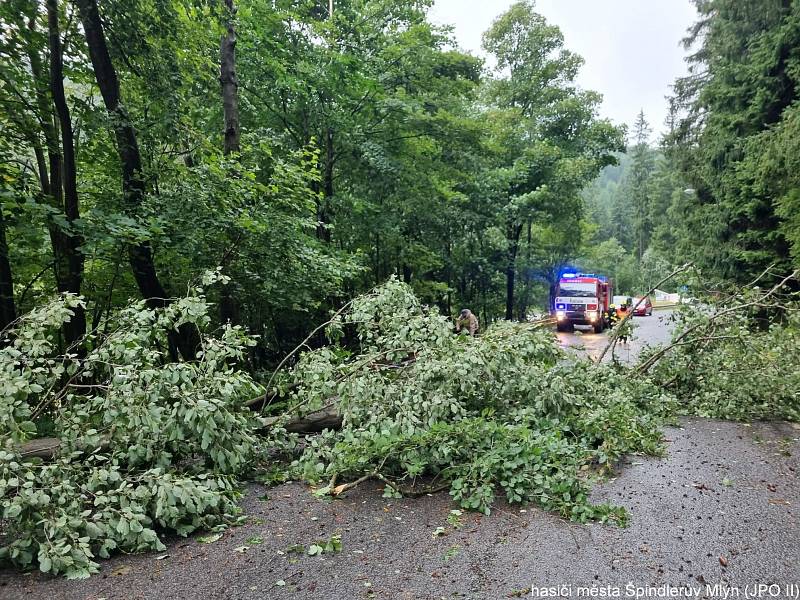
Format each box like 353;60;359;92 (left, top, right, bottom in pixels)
2;275;799;578
0;276;261;578
274;278;674;521
643;282;800;421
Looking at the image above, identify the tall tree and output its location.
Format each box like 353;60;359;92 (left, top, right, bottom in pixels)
220;0;240;155
0;173;16;331
669;0;799;280
482;1;623;319
0;0;86;343
626;110;655;262
73;0;197;358
47;0;85;343
218;0;241;324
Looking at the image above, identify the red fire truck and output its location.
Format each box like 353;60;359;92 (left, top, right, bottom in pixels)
553;273;613;333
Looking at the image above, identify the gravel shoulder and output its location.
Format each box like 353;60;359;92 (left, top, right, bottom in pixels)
2;417;798;600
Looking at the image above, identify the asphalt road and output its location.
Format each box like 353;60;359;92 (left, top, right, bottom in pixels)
557;308;676;363
2;418;797;600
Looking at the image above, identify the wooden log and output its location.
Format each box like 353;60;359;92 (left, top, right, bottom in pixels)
260;405;342;434
18;437;62;459
18;405;344;463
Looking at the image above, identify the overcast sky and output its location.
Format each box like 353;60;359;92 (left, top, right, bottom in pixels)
429;0;698;142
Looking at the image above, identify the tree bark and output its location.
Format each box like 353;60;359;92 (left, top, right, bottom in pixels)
505;222;522;320
261;405;342;433
0;203;16;332
218;0;241;324
25;8;83;344
25;15;58;200
48;0;86;344
73;0;164;296
74;0;198;359
19;405;343;461
220;0;240;155
315;128;334;242
548;277;558;312
517;220;532;320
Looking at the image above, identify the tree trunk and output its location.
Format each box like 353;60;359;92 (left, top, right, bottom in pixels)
315;128;334;242
374;231;381;284
26;8;83;345
220;0;240;155
444;237;452;315
518;220;532;320
48;0;86;344
75;0;198;359
261;405;342;434
0;203;16;333
218;0;241;324
20;405;344;461
505;223;522;320
219;286;240;324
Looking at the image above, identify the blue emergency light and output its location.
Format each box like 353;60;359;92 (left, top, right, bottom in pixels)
556;303;566;310
560;273;577;279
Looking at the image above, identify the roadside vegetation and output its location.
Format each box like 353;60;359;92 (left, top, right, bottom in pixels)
2;274;798;578
1;0;799;580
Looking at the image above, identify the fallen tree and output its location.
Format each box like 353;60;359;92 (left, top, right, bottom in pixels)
1;274;259;578
638;268;799;374
260;404;342;433
596;262;693;363
643;268;800;421
4;273;799;579
17;405;341;462
265;278;673;521
266;273;800;516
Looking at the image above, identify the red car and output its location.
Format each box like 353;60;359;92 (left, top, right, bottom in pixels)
633;296;653;316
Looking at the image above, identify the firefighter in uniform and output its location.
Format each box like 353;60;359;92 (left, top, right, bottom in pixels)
606;303;617;326
614;302;632;344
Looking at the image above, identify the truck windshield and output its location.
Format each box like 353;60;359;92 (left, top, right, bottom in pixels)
558;283;597;298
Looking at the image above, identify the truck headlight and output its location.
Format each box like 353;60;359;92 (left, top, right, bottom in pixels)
556;310;566;320
586;310;598;321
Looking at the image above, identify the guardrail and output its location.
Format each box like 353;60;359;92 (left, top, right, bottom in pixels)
528;316;557;328
652;303;678;311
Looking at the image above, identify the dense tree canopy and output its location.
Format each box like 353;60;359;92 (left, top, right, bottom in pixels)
2;0;797;345
665;0;800;282
579;0;800;294
0;0;624;360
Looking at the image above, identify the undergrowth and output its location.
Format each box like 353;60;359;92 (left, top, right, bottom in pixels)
2;276;798;578
281;278;675;520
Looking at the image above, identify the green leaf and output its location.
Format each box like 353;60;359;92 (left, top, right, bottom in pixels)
39;556;52;573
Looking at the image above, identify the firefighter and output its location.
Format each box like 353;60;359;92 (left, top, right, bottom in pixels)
614;303;632;344
456;308;479;336
606;303;618;326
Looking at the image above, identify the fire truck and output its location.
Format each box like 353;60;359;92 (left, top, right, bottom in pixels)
553;273;613;333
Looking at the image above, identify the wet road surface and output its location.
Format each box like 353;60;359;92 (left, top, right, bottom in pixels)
557;308;676;363
3;418;797;599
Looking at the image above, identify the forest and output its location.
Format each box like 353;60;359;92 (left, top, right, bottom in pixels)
1;0;799;580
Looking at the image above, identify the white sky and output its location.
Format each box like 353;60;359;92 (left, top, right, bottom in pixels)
429;0;698;142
